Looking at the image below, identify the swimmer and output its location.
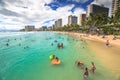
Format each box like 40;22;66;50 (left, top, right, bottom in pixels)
90;62;96;73
24;46;29;49
26;46;29;48
55;57;59;62
58;43;63;49
19;43;21;46
75;61;84;69
51;43;53;46
6;43;9;46
75;61;83;65
84;67;89;80
54;40;57;42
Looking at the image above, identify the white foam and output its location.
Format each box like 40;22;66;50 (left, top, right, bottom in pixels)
0;32;36;38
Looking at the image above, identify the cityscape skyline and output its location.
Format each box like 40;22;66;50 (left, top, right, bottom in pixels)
0;0;113;30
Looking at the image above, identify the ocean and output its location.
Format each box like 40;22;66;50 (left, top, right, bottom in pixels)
0;32;114;80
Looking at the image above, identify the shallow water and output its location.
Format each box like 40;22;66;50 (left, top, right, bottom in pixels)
0;32;115;80
86;40;120;80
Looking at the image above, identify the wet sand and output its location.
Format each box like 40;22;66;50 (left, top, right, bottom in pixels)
86;40;120;79
56;31;120;79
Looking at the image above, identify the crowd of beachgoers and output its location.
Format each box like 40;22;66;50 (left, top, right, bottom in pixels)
48;36;97;80
3;32;120;80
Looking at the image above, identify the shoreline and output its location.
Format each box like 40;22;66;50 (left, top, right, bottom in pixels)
55;31;120;79
55;31;120;47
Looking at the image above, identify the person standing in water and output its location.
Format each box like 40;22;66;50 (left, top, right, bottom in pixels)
84;67;88;80
90;62;96;73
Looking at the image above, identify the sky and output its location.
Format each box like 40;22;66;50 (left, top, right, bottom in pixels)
0;0;112;30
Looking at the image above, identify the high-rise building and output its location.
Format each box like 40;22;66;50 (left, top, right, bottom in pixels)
79;14;86;26
52;24;55;29
86;4;109;17
54;19;62;27
68;15;78;25
25;25;35;31
55;21;57;28
42;26;47;31
112;0;120;16
57;19;62;27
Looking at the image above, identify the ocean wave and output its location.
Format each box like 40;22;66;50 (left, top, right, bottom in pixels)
0;32;36;38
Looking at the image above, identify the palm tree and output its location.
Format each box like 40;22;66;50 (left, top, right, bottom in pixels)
114;8;120;24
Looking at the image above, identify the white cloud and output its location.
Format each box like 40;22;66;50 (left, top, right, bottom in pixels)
0;0;86;30
0;0;112;30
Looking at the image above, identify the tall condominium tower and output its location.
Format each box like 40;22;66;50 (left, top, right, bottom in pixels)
54;19;62;27
79;14;86;26
25;25;35;31
86;4;109;17
68;15;78;25
112;0;120;16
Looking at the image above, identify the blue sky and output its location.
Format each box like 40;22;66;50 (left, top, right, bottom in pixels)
45;0;93;11
0;0;112;30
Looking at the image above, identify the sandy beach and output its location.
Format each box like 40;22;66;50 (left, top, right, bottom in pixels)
56;31;120;79
57;31;120;47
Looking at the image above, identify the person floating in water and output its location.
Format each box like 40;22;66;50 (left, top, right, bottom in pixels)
50;55;61;65
55;57;59;62
84;67;89;80
6;43;9;46
24;46;29;49
90;62;96;73
75;61;84;69
51;43;53;46
19;43;21;46
54;40;57;42
57;43;64;48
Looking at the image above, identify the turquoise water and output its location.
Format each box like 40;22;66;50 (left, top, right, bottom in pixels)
0;32;114;80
